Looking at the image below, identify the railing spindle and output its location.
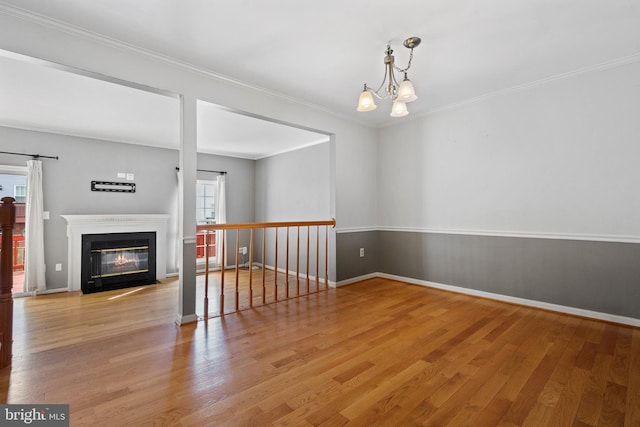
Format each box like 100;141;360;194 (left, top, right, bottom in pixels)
204;231;209;319
296;226;300;296
274;227;278;302
285;227;290;298
235;229;240;311
315;225;320;293
306;226;310;294
249;228;254;307
262;228;266;305
325;225;329;290
220;230;225;315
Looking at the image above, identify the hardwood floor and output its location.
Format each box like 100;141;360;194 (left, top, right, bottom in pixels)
1;276;639;426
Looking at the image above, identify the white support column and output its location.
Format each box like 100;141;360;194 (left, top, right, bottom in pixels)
177;94;198;324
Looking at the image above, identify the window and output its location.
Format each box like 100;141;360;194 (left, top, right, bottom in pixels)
196;179;217;263
196;180;216;224
14;184;26;202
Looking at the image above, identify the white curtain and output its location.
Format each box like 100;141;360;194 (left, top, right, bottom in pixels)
24;159;46;292
215;174;226;268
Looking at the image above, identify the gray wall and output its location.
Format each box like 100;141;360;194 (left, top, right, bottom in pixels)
336;231;378;281
255;142;330;222
333;59;640;321
6;6;635;320
255;142;331;275
337;230;640;319
377;231;640;319
0;126;179;290
0;125;256;289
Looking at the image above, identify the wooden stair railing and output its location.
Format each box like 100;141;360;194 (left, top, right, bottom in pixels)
197;219;335;318
0;197;16;369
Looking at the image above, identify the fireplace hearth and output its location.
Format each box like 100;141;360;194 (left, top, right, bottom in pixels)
81;232;156;293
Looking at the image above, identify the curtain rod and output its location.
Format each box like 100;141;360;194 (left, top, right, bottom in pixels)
0;150;59;160
175;167;227;175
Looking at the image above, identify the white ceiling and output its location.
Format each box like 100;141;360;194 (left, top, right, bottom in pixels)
0;52;329;159
196;102;329;160
1;1;639;156
0;53;180;150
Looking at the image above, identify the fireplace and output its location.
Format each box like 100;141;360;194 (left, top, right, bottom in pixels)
62;214;169;292
81;232;157;293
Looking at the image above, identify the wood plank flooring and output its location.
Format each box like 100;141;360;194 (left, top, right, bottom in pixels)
1;276;639;426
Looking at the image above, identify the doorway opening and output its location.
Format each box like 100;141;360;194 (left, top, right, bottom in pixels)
196;179;217;269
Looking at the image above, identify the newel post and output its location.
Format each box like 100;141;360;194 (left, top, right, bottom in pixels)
0;196;16;369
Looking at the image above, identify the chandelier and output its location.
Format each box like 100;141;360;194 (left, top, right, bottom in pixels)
356;37;421;117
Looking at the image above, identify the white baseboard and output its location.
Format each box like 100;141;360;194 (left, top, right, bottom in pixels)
339;272;640;327
37;287;69;295
175;313;198;325
12;287;69;298
335;273;379;287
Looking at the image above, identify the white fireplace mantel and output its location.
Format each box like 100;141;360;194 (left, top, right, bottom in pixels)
61;214;170;292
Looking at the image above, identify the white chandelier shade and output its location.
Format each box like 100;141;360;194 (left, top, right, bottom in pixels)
397;78;417;103
390;100;408;117
357;89;377;112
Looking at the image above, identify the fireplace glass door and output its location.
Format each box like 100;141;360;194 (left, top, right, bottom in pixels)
91;245;149;279
81;232;156;293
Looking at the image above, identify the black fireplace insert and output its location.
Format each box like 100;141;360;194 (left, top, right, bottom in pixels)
81;232;156;294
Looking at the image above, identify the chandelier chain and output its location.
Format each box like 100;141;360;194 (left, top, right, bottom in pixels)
394;48;414;74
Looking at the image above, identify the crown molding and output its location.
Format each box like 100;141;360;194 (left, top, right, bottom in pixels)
0;2;367;127
380;51;640;128
6;2;638;131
